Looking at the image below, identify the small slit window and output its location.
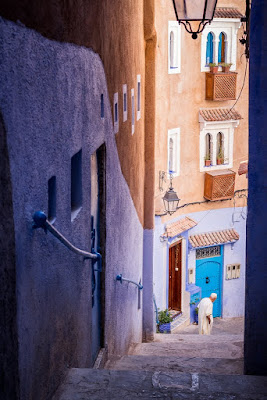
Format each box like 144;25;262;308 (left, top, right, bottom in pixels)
168;21;181;74
113;92;119;133
122;84;127;122
48;176;56;223
137;75;141;121
101;94;104;119
71;149;82;220
131;88;135;135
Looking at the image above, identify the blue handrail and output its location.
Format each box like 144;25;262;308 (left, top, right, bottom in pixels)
116;274;143;290
32;211;102;270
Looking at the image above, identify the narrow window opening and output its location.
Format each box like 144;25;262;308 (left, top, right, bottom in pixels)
137;82;141;112
206;32;214;65
218;32;226;64
115;103;118;123
122;84;127;122
131;89;135;134
71;149;82;220
169;138;174;173
170;31;175;68
101;94;104;118
216;132;224;164
113;92;119;133
124;93;127;112
48;176;56;223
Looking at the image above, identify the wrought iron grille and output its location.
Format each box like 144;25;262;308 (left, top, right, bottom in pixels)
196;245;221;259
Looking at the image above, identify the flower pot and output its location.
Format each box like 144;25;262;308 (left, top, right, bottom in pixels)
159;322;171;333
222;66;231;73
210;66;218;73
217;158;223;165
205;159;211;167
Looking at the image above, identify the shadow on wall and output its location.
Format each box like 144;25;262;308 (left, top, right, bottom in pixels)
0;111;19;400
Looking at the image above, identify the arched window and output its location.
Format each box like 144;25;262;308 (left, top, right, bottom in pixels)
169;137;174;173
216;132;224;163
206;32;214;65
170;31;175;68
205;133;211;160
218;32;226;64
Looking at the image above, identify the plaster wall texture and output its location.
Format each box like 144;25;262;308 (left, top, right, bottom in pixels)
0;18;143;400
154;0;248;221
154;206;246;318
0;0;147;226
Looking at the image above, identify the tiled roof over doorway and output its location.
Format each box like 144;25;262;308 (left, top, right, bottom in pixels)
214;8;243;19
238;160;248;175
164;216;197;238
199;108;242;122
189;228;239;248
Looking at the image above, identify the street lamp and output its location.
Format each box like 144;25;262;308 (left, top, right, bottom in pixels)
172;0;218;39
163;174;180;215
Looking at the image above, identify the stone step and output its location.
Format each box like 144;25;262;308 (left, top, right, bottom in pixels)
129;339;243;359
153;333;244;343
53;368;267;400
105;354;243;375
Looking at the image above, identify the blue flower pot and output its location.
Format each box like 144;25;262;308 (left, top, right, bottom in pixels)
159;322;171;333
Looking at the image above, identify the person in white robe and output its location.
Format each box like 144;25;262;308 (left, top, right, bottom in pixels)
197;293;217;335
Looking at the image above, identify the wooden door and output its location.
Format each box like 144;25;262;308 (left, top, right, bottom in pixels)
168;242;182;310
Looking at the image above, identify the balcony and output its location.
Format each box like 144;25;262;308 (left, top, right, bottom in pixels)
206;72;237;101
204;170;236;201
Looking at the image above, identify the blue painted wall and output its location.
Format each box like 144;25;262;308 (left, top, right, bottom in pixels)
154;206;247;318
0;18;143;399
244;0;267;375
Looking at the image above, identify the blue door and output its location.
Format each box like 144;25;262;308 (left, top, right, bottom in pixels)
195;245;223;317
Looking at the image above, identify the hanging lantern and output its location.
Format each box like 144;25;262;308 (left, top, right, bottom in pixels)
172;0;218;39
163;175;180;215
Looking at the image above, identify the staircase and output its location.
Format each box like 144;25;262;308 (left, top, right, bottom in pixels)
53;320;267;400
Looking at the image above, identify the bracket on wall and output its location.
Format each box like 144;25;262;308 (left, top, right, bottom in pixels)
116;274;143;290
32;211;102;271
159;171;167;191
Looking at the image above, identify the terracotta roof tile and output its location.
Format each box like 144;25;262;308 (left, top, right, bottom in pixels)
199;108;242;122
189;228;239;248
214;7;243;19
238;161;248;175
165;216;197;238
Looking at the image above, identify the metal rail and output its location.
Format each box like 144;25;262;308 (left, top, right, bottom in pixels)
116;274;143;290
32;211;102;270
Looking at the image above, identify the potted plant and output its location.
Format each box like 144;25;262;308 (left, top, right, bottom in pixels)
158;309;172;333
208;63;218;73
204;154;211;167
217;150;224;165
221;62;232;73
190;298;199;324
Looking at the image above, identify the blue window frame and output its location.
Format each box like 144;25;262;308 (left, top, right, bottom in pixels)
206;32;214;65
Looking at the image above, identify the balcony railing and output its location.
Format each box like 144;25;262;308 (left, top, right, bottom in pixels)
206;72;237;101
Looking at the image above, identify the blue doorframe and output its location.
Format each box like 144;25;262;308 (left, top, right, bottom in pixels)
195;245;223;317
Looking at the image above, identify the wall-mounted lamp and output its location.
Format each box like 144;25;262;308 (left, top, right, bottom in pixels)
172;0;218;39
163;174;180;215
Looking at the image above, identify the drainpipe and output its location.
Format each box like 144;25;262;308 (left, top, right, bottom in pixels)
143;0;156;342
